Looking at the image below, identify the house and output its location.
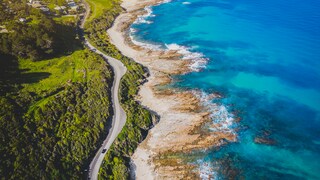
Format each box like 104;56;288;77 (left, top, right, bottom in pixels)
19;18;27;23
67;1;78;11
39;6;49;12
54;6;66;11
30;1;42;8
29;0;42;4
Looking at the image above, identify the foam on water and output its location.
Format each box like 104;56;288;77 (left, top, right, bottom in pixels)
129;26;164;50
131;3;208;72
129;28;137;33
134;6;154;24
129;28;162;50
157;0;172;5
197;160;217;180
134;0;173;25
129;30;209;71
129;0;320;178
210;105;235;132
165;43;208;71
192;90;236;133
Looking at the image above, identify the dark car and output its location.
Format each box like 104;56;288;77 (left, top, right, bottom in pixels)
102;149;107;153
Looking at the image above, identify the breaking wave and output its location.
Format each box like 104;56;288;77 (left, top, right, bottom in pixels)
192;90;235;133
197;160;218;180
182;1;191;5
130;2;208;72
134;6;154;24
165;43;208;72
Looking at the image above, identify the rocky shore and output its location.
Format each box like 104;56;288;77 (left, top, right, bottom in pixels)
107;0;236;178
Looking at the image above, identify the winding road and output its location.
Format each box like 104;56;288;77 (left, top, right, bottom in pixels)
79;1;127;179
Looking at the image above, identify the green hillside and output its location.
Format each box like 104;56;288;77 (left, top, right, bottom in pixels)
0;0;114;179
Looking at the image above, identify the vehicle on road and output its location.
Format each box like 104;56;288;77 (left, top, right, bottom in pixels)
101;149;107;153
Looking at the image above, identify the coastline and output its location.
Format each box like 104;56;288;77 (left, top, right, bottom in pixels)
108;0;236;178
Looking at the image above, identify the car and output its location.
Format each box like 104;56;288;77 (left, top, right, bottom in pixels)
102;149;107;153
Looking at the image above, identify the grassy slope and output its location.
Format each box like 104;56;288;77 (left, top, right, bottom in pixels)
0;15;114;179
84;0;155;179
86;0;114;22
18;49;105;93
53;16;76;24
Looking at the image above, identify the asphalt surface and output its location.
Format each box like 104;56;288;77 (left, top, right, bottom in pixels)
79;1;128;179
86;41;127;180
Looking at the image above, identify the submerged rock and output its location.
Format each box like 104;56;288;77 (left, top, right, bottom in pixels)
254;137;276;145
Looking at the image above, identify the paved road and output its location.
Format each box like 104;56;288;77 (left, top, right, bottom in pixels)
85;41;127;180
79;1;127;179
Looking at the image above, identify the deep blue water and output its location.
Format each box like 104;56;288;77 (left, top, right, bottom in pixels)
130;0;320;179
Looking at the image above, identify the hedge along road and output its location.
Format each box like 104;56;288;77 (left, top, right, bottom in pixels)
80;1;127;179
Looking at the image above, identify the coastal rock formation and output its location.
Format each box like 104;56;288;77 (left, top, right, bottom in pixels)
107;0;237;178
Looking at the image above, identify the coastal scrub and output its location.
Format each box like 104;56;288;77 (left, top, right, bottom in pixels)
85;0;154;178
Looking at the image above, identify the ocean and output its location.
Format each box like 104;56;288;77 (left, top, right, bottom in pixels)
130;0;320;179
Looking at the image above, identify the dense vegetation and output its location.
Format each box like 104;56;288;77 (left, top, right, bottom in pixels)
85;0;155;179
0;0;79;60
0;1;115;179
85;0;115;22
1;0;154;178
0;49;114;179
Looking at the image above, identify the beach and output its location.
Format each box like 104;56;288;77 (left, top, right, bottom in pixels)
107;0;236;178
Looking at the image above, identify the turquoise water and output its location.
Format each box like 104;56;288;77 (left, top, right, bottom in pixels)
131;0;320;179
